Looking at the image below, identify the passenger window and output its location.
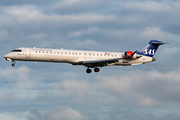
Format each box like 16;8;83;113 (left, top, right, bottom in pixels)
61;52;63;54
75;53;77;55
46;51;48;54
79;53;81;55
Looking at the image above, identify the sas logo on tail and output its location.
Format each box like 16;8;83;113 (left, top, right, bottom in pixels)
143;49;156;55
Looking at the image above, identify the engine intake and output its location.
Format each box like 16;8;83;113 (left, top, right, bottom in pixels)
124;51;141;59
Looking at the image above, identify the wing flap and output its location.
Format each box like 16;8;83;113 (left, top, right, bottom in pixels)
80;58;123;67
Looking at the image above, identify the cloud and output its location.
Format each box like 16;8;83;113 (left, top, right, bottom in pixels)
1;65;180;109
1;1;179;50
47;107;82;120
0;113;24;120
137;97;157;106
0;65;30;82
63;80;88;93
139;27;180;42
28;106;82;120
0;0;58;6
48;0;110;14
95;68;180;106
120;1;176;12
4;5;115;24
0;65;42;91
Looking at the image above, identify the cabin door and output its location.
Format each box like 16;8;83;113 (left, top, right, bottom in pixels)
25;48;31;58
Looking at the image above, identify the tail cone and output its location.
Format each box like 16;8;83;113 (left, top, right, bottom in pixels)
152;58;156;61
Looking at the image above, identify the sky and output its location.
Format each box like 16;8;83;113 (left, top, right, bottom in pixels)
0;0;180;120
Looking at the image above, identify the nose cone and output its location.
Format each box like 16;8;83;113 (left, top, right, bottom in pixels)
4;53;11;58
152;58;156;61
4;53;12;61
4;54;8;58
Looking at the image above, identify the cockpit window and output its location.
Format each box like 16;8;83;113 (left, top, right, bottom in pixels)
11;49;22;52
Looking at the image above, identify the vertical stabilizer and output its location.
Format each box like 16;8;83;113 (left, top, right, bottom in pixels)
138;40;164;57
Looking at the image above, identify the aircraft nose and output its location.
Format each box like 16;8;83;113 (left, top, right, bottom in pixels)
4;53;10;58
3;53;12;61
152;58;156;61
4;54;8;58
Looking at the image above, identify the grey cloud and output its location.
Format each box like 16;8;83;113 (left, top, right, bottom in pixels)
2;66;180;107
27;106;82;120
96;69;180;106
1;66;180;119
1;1;180;53
26;106;180;120
0;0;60;6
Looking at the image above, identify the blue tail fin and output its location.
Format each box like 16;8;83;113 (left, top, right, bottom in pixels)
138;40;164;57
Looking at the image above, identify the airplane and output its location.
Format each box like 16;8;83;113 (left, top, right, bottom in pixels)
4;40;166;73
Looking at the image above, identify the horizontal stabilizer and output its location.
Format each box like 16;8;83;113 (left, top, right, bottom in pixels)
149;40;164;45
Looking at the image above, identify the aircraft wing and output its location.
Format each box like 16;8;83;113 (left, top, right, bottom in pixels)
80;58;123;67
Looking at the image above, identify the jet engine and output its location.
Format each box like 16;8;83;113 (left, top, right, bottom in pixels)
124;51;141;59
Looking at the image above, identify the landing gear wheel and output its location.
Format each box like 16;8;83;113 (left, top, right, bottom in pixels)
11;60;16;67
94;68;100;72
12;63;15;67
86;68;92;73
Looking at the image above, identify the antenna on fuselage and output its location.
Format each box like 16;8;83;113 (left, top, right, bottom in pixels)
33;46;36;48
61;48;63;50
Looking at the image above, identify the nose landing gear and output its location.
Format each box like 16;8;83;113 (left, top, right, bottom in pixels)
12;61;16;67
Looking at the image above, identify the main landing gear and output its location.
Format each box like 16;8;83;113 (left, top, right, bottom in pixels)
86;68;92;73
86;67;100;73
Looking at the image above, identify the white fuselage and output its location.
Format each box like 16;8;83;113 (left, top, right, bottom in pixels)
4;47;154;67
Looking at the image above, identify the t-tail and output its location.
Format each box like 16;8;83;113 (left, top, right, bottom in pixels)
137;40;165;57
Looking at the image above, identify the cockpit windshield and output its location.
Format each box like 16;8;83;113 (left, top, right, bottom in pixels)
11;49;22;52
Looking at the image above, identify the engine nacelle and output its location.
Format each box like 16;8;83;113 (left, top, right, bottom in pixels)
124;51;140;59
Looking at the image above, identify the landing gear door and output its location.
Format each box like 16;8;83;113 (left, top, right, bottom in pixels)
25;48;31;58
